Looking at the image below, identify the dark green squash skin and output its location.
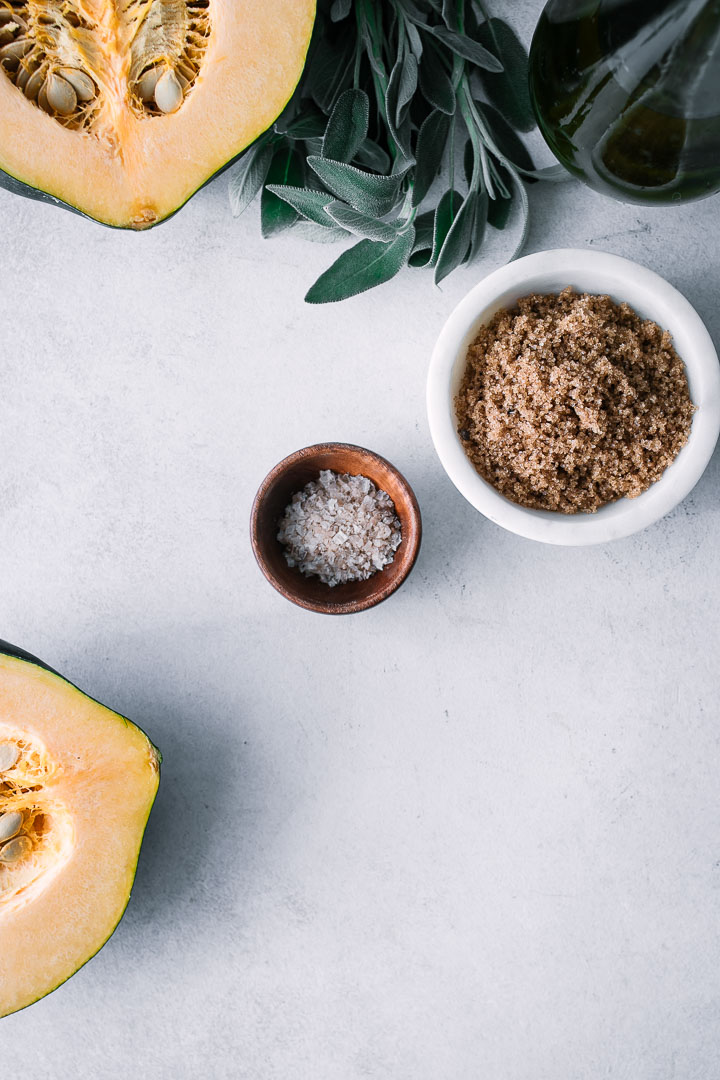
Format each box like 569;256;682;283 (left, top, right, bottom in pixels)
0;639;161;1017
0;638;62;674
0;150;252;229
0;171;85;219
0;159;206;230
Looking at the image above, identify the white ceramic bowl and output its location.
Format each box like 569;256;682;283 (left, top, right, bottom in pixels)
427;248;720;545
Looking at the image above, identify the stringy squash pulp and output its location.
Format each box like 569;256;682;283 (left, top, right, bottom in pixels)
0;0;316;226
0;646;160;1017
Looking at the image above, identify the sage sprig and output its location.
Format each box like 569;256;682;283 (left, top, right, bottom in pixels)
228;0;561;303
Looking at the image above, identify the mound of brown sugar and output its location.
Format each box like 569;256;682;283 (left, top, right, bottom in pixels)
455;287;695;513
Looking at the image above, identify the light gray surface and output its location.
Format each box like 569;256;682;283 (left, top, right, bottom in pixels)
2;3;720;1076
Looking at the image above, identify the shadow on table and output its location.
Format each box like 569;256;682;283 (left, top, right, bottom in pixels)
116;679;273;930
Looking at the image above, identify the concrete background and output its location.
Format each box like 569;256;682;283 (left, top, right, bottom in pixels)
2;1;720;1076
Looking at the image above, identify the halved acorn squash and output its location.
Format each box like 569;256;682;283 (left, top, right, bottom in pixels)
0;641;160;1017
0;0;315;227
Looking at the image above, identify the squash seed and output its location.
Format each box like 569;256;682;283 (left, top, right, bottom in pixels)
45;72;77;115
154;68;183;114
0;23;19;47
0;811;23;843
24;67;45;101
58;67;96;102
0;38;32;63
0;11;25;31
0;835;32;864
15;63;30;90
137;65;160;103
37;81;50;113
0;743;20;772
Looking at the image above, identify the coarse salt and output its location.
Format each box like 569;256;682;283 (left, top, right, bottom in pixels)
277;470;402;587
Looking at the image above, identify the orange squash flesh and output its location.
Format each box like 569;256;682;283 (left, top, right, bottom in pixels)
0;0;316;227
0;651;160;1017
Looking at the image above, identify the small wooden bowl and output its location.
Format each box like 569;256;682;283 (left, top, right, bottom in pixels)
250;443;422;614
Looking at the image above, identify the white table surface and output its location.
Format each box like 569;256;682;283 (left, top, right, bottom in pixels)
3;3;720;1076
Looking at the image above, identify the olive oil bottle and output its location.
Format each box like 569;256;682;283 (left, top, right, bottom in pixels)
529;0;720;204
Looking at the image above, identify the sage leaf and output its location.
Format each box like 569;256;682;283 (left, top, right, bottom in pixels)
355;138;391;174
228;140;273;218
305;229;416;304
293;222;347;244
476;19;534;132
306;35;354;113
261;144;304;237
429;188;463;267
408;209;435;267
390;117;414;165
418;38;455;114
487;173;513;230
469;189;489;260
435;191;477;284
307;155;409;217
405;20;424;61
325;201;400;242
386;52;418;127
322;89;370;163
508;172;530;261
265;185;334;226
412;109;452;207
441;0;457;30
276;105;327;140
429;26;503;73
385;53;418;160
397;0;431;23
330;0;352;21
480;103;535;174
359;2;385;79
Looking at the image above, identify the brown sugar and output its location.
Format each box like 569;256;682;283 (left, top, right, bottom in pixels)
455;287;695;513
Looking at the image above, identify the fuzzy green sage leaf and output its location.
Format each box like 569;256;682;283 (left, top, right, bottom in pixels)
228;140;273;218
428;25;503;72
322;89;370;163
435;191;477;283
307;155;409;217
305;228;416;303
325;201;400;242
265;185;335;226
261;144;304;237
476;18;534;132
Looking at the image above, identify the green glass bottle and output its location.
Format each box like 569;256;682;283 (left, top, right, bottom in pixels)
529;0;720;204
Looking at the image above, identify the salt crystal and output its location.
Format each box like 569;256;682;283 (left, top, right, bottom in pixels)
277;470;402;587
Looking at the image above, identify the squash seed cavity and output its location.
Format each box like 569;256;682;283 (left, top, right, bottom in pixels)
0;729;74;906
0;0;211;129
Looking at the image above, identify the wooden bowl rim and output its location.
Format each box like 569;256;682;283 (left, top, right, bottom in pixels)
250;443;422;615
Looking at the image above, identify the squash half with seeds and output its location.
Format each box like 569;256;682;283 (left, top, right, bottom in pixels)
0;642;160;1017
0;0;316;227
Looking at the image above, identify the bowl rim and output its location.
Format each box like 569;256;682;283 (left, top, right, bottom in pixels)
250;442;422;614
427;247;720;546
